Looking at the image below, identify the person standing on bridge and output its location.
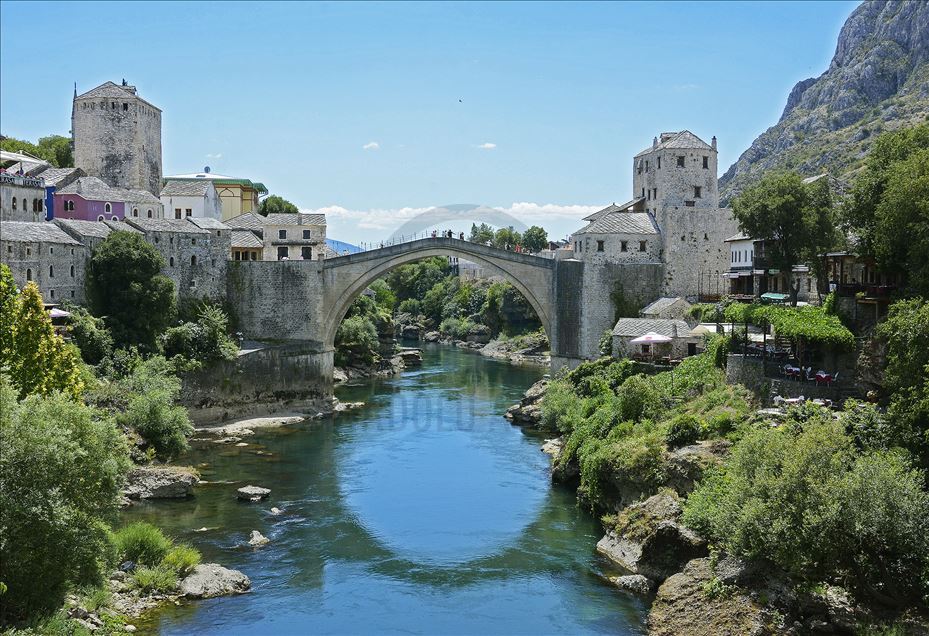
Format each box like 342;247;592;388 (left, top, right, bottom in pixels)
459;231;464;240
431;230;437;238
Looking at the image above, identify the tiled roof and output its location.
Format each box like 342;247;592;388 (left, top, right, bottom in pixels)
582;198;646;222
36;167;84;187
635;130;713;158
126;190;161;204
186;217;229;230
103;219;140;233
227;212;326;229
76;81;136;100
53;218;113;239
612;318;692;338
160;180;215;197
57;176;156;204
126;217;209;234
0;221;82;245
576;211;659;235
226;212;264;231
231;230;263;249
641;297;689;315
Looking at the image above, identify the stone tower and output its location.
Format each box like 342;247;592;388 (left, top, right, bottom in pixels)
631;131;736;299
72;80;162;196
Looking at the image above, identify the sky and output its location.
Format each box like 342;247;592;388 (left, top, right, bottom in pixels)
0;1;859;243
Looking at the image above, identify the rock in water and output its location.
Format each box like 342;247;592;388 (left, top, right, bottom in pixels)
248;530;270;547
609;574;656;596
270;507;283;515
504;378;549;427
237;485;271;502
180;563;251;599
123;466;199;500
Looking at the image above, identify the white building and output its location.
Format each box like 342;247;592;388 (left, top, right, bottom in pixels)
160;179;223;220
226;212;327;261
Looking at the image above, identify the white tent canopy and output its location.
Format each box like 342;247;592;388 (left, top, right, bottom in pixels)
630;332;673;344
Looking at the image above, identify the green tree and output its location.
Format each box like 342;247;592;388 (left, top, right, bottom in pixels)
87;231;176;350
492;226;521;250
843;123;929;262
0;281;84;400
469;223;495;244
384;257;451;302
0;377;130;621
521;225;548;253
65;304;114;365
0;134;73;167
732;172;837;305
258;194;299;216
334;315;379;367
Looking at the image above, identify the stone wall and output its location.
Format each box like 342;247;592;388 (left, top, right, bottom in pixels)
180;341;334;423
1;180;46;222
0;234;86;304
659;206;738;299
575;231;662;265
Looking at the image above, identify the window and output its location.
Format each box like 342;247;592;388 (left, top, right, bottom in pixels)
647;190;651;201
641;188;645;198
97;215;105;221
169;257;174;266
278;229;287;240
653;188;658;199
133;207;139;217
639;240;647;252
250;252;257;261
642;344;650;354
26;248;31;256
111;101;116;109
694;186;702;198
645;160;649;172
49;247;54;255
234;252;241;261
71;291;75;298
189;280;197;289
49;265;54;278
185;209;192;217
637;161;642;175
71;248;74;255
104;202;111;213
147;209;153;218
684;201;695;207
50;289;54;299
11;198;15;210
702;156;708;169
123;102;128;111
301;246;313;259
191;255;197;266
277;246;288;260
169;237;174;245
620;241;628;252
303;229;311;239
26;269;32;281
677;155;685;167
191;238;196;245
70;265;75;277
175;208;182;219
657;156;661;169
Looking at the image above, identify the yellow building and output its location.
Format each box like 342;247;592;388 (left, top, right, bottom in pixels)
162;170;267;221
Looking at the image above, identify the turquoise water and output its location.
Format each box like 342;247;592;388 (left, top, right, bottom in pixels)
126;345;646;635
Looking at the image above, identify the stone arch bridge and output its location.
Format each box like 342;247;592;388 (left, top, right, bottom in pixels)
227;237;591;381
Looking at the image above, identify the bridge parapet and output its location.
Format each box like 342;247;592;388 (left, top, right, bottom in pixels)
323;236;555;270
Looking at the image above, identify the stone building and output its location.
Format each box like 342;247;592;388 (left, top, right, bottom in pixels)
724;234;818;303
55;176;163;222
160;179;223;220
1;172;47;222
0;221;86;303
124;217;229;301
640;297;691;320
54;218;137;258
571;200;662;265
226;212;327;261
72;81;162;196
611;317;699;360
162;170;267;221
231;230;263;261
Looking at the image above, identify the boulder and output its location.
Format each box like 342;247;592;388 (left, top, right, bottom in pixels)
596;493;706;582
504;378;549;427
399;324;422;340
465;324;492;344
247;530;269;547
180;563;251;599
270;507;283;515
124;466;199;500
395;349;423;366
647;558;773;636
609;574;656;595
423;331;441;343
237;485;271;502
333;367;348;383
664;440;730;496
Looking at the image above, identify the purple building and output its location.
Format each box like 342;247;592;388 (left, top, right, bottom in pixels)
54;176;162;222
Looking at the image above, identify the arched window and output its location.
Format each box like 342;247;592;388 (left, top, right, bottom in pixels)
169;257;174;267
26;268;32;281
49;265;54;278
104;202;111;214
11;198;16;211
190;255;197;266
70;265;75;278
147;209;152;218
97;215;105;221
133;207;139;217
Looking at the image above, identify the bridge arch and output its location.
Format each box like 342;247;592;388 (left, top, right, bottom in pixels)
320;238;555;350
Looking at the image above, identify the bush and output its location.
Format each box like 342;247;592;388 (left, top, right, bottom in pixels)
439;317;477;340
539;379;589;433
598;330;613;357
113;522;172;567
0;377;130;621
161;544;201;576
160;303;237;364
131;565;178;594
616;375;663;422
397;298;421;316
665;414;702;448
65;304;114;365
335;315;379;367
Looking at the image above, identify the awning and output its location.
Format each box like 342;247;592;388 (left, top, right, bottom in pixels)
760;292;789;303
630;332;673;344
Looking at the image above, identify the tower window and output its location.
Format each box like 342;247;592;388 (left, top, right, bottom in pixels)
97;215;105;221
170;257;174;266
11;198;15;210
26;269;32;281
645;160;649;172
123;103;128;111
191;255;197;266
111;102;116;109
677;156;685;167
694;186;702;198
49;265;54;278
703;156;708;169
657;156;661;169
596;240;604;252
70;265;75;277
620;241;628;252
639;241;647;252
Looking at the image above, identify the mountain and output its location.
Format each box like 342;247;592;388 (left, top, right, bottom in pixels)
719;0;929;205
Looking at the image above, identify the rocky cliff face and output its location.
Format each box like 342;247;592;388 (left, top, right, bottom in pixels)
720;0;929;204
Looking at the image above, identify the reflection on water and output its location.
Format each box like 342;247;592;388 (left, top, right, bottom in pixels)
125;345;647;635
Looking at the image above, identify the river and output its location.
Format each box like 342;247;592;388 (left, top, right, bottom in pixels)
125;345;647;635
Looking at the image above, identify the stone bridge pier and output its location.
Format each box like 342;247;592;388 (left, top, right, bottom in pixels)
227;237;592;387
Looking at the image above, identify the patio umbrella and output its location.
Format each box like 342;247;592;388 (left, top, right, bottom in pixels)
48;308;71;319
630;332;673;344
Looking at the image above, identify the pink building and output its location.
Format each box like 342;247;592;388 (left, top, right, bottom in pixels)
55;176;161;222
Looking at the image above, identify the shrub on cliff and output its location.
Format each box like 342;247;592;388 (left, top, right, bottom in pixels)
335;315;379;367
0;376;130;622
161;303;238;365
683;411;929;605
665;414;703;448
64;304;114;366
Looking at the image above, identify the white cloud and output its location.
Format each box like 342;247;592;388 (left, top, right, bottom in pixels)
478;142;497;150
205;153;222;159
362;141;380;151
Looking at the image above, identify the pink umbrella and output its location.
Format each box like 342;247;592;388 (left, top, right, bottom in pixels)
629;332;673;344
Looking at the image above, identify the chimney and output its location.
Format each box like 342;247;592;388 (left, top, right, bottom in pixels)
653;136;658;148
711;136;717;150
